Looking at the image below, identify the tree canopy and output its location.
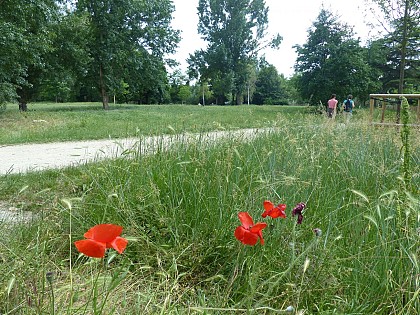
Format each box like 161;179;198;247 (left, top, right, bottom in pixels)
0;0;180;109
75;0;180;109
253;62;285;105
188;0;282;104
0;0;60;108
294;8;379;105
1;1;418;108
368;0;420;94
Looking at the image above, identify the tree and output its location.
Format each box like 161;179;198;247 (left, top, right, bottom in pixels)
178;85;192;104
253;62;284;105
38;11;92;102
284;74;305;105
368;0;420;90
294;8;376;106
0;0;60;109
367;0;420;120
169;69;189;103
123;49;170;104
188;0;282;105
76;0;180;109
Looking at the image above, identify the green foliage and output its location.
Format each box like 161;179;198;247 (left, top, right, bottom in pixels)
168;70;189;104
370;0;420;100
178;86;192;104
0;0;60;105
294;8;379;105
368;0;420;93
38;12;92;103
189;0;282;104
253;63;288;105
75;0;180;108
124;50;170;104
2;0;178;105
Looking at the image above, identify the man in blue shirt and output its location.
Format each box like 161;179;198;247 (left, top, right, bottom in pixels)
343;94;355;122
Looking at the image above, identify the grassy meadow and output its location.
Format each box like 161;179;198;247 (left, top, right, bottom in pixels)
0;103;419;314
0;102;306;145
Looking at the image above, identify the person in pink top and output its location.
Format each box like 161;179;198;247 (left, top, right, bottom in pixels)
327;94;338;118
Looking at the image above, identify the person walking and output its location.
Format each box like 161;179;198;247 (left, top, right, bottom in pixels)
343;94;355;122
327;94;338;118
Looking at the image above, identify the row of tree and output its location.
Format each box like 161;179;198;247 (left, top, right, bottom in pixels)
1;0;419;110
1;0;180;109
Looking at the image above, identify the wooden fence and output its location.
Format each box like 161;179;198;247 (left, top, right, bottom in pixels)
369;94;420;126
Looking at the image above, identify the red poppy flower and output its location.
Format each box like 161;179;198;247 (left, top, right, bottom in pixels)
234;212;267;245
262;200;286;219
74;224;128;258
74;239;107;258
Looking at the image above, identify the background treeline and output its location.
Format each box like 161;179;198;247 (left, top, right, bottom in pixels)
0;0;419;109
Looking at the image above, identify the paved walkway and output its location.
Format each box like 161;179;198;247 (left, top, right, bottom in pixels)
0;128;268;175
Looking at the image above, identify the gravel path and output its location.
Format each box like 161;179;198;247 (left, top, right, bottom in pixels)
0;128;268;175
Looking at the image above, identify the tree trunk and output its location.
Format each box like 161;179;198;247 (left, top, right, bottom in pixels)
18;102;28;111
17;89;28;111
99;64;109;110
236;92;243;105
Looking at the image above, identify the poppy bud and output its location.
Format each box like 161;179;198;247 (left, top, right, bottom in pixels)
46;272;54;284
314;228;322;237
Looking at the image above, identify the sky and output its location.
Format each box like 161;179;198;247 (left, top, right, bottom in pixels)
170;0;378;78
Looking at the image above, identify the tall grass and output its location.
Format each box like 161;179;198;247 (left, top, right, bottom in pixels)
0;113;418;314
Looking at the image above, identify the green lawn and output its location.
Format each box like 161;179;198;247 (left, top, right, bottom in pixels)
1;102;308;145
0;104;418;314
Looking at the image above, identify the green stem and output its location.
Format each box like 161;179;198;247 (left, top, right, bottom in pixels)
49;281;55;315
